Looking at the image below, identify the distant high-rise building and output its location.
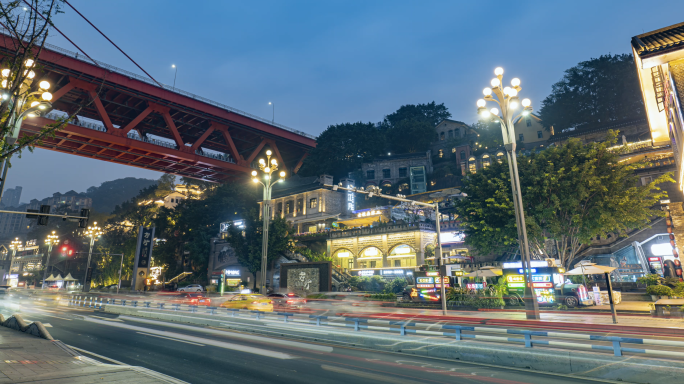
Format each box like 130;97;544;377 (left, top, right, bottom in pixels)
1;187;22;208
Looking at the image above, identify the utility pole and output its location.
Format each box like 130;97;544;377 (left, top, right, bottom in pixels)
325;183;448;315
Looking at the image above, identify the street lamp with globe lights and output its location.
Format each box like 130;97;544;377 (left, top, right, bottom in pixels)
476;67;539;320
0;59;53;202
42;231;60;289
3;238;24;285
252;150;286;293
83;222;103;292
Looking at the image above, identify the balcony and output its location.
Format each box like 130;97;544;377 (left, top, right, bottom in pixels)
329;222;435;239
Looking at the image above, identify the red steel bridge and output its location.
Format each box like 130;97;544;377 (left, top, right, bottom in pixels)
0;34;316;183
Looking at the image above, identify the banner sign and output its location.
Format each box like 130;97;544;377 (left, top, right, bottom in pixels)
137;227;155;268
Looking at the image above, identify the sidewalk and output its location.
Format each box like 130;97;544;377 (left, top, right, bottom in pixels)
0;326;184;383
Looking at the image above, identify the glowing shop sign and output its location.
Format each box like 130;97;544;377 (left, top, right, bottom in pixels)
426;272;439;277
358;270;375;276
507;275;524;283
381;269;404;275
347;184;355;211
224;269;241;276
417;277;434;284
531;275;550;282
508;282;525;288
534;288;555;303
518;268;537;274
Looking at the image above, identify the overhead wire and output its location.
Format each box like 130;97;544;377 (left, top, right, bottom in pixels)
20;0;101;68
63;0;163;87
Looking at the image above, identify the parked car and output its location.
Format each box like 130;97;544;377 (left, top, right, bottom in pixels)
171;292;212;306
177;284;204;292
267;293;306;309
220;294;273;312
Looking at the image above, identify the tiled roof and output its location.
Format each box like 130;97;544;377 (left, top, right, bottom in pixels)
632;21;684;56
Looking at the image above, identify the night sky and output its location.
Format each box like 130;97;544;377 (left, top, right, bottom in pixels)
7;0;684;202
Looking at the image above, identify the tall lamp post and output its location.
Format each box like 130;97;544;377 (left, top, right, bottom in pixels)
0;60;53;201
268;102;274;123
251;150;286;293
476;67;540;320
171;64;178;88
82;222;103;291
42;231;59;289
3;238;23;285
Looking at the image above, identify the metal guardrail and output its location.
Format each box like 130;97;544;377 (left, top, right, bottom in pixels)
90;297;684;359
42;112;236;163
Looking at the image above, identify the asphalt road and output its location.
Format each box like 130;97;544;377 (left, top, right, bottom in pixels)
0;299;604;384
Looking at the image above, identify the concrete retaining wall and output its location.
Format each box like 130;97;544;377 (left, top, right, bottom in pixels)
104;305;684;384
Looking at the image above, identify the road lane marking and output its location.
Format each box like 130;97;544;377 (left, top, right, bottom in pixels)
321;365;415;384
82;316;293;359
136;332;205;346
42;323;52;327
123;315;333;353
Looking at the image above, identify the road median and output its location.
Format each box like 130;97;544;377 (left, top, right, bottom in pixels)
104;304;684;384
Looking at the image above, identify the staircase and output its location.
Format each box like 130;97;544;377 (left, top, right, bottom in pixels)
331;267;351;291
166;271;192;284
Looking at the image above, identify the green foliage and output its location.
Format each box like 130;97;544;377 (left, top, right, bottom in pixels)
445;287;504;308
367;293;396;301
297;247;330;262
637;274;661;287
299;102;450;178
456;132;671;267
385;118;435;154
555;304;569;310
224;208;295;289
673;282;684;296
383;278;408;294
469;119;504;151
539;54;644;132
347;275;386;292
646;285;673;297
566;275;586;285
86;178;157;214
298;122;384;179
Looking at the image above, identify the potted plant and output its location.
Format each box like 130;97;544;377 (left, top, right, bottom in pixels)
663;305;672;316
648;303;655;315
646;284;673;299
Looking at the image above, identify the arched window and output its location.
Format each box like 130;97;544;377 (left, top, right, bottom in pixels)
482;154;491;167
468;157;477;173
440;132;445;140
448;130;453;138
388;245;417;267
496;152;504;163
438;149;443;158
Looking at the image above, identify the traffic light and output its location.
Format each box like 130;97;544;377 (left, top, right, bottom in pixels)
60;245;74;257
26;204;51;225
38;205;51;225
79;208;90;228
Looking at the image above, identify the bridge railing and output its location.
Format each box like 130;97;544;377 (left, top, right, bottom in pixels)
33;36;316;140
41;112;234;164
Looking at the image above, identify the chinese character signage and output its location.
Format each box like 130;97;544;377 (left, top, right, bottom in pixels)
135;226;155;268
347;185;355;211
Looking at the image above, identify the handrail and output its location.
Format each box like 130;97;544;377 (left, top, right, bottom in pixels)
30;34;315;140
41;113;235;163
